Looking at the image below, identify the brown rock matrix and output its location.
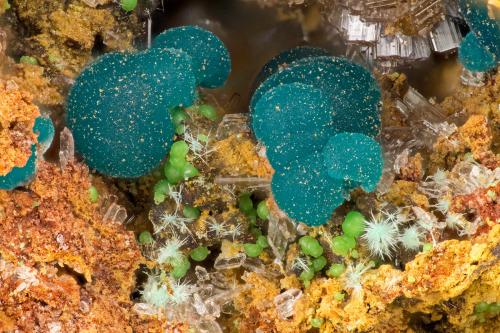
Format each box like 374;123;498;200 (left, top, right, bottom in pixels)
0;80;39;176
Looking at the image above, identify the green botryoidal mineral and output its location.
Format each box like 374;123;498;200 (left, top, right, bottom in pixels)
120;0;137;12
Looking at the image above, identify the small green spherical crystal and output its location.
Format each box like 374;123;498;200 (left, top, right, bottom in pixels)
171;256;191;279
175;124;186;135
183;206;200;219
20;55;38;65
238;193;254;214
256;235;269;249
182;162;199;179
244;243;263;257
88;186;99;203
312;256;327;272
326;263;345;278
153;179;171;204
489;303;500;314
120;0;137;12
423;243;433;252
138;231;154;245
164;164;183;184
350;249;359;259
299;268;315;282
331;235;356;257
311;318;324;328
247;210;257;224
170;107;189;126
342;211;365;238
250;226;262;238
168;156;187;170
198;104;218;121
474;302;490;313
334;292;345;301
190;246;210;261
170;140;189;158
256;201;269;220
299;236;324;258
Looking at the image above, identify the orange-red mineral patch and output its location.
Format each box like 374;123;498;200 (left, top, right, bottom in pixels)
0;80;40;176
0;160;165;331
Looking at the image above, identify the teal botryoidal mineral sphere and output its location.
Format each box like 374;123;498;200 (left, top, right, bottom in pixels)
66;26;231;178
459;0;500;70
0;117;54;190
459;32;497;72
0;146;37;190
459;0;500;57
251;47;383;226
153;26;231;89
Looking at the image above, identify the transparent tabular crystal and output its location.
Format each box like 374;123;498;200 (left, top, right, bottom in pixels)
340;10;381;42
429;17;462;53
193;293;208;316
402;87;446;124
410;0;445;34
274;288;302;320
195;318;223;333
103;202;127;224
81;0;108;7
375;35;431;60
393;148;410;175
214;176;271;188
376;161;396;194
357;0;401;21
59;128;75;170
216;113;251;140
195;266;211;282
132;303;160;316
267;214;296;261
0;28;6;55
213;252;246;270
243;257;281;278
204;290;235;318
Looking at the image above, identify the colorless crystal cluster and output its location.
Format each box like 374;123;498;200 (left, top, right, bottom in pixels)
326;0;464;71
377;85;463;193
